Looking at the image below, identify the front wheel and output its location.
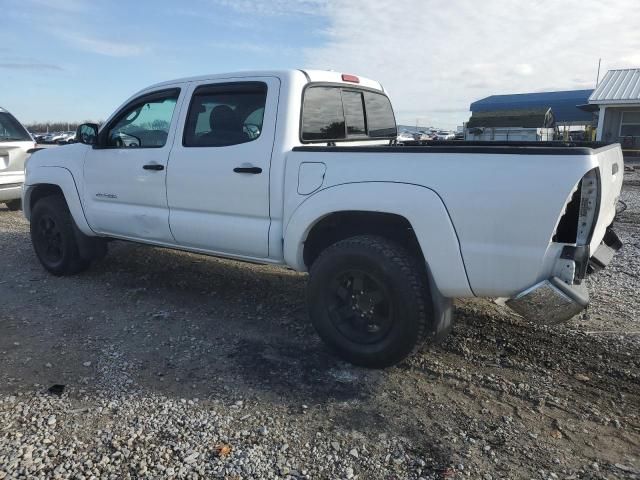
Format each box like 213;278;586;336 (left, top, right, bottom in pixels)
30;195;90;276
307;235;433;368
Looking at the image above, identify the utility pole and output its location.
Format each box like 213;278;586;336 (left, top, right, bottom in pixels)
596;58;602;87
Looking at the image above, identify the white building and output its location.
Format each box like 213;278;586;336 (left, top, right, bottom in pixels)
589;68;640;155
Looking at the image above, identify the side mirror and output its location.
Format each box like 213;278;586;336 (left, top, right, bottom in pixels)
77;123;99;145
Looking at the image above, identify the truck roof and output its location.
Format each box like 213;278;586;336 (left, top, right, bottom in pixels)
145;69;385;93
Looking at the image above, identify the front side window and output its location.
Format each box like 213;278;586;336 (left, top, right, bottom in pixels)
0;112;31;142
183;82;267;147
105;89;179;148
301;85;397;142
620;111;640;137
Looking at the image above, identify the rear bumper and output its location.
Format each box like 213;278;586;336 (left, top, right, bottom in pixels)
0;183;23;202
507;228;622;324
506;277;589;324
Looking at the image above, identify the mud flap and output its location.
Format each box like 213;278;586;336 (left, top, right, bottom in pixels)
426;265;453;342
72;220;107;261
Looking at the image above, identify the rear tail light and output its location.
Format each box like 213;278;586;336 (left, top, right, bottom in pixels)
341;74;360;83
553;168;600;245
576;169;600;245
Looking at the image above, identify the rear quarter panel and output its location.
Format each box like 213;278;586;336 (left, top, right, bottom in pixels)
284;149;601;298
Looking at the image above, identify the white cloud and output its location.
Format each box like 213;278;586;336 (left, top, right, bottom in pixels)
513;64;534;77
209;41;296;56
303;0;640;128
51;30;149;57
211;0;327;16
0;62;63;71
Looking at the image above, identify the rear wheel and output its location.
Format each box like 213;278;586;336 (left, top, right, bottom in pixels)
30;195;90;276
307;235;432;368
5;199;21;211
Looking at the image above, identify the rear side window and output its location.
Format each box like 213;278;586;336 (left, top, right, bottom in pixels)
301;85;396;142
183;82;267;147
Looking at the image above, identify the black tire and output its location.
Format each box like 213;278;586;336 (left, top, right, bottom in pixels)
30;195;90;276
307;235;432;368
5;199;21;211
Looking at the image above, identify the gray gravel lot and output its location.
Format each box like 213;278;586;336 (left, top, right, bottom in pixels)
0;171;639;479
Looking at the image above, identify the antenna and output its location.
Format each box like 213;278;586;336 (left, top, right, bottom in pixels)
596;58;602;87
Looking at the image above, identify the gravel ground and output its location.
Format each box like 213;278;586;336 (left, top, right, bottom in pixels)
0;171;639;479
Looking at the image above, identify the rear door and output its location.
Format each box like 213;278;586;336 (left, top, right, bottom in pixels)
167;77;280;258
83;86;185;242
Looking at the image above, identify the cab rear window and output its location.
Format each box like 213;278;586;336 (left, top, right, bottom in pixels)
301;86;396;142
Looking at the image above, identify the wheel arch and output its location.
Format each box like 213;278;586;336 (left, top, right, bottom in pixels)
283;182;473;298
23;167;94;236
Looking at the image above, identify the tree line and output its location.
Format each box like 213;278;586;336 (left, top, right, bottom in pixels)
24;121;102;133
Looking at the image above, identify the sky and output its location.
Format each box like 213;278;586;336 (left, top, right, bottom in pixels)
2;0;640;129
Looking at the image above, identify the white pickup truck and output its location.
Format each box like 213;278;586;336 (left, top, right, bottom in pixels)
23;69;624;367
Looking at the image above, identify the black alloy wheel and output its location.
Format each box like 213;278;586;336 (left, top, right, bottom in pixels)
327;269;394;345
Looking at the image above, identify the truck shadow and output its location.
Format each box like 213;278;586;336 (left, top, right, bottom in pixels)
0;236;384;406
0;226;456;468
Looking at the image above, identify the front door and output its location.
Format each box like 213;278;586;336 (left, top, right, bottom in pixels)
83;87;184;242
167;77;279;258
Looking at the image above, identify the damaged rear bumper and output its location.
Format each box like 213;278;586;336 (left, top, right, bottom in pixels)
506;277;589;324
507;228;622;324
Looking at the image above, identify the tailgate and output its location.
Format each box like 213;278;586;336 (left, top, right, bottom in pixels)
0;143;30;184
590;144;624;251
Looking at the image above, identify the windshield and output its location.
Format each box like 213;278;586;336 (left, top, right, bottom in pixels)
0;112;31;142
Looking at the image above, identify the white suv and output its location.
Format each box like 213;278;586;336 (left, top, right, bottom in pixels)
0;107;34;210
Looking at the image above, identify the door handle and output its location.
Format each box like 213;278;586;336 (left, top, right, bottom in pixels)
233;166;262;174
143;163;164;171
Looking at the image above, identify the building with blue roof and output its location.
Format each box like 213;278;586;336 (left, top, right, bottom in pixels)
470;89;595;125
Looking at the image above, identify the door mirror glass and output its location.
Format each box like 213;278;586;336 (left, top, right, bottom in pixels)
77;123;98;145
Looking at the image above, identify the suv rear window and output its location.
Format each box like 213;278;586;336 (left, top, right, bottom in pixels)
301;86;396;142
0;112;31;142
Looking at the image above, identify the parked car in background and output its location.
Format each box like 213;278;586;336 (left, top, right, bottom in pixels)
0;107;34;210
49;132;69;143
40;132;57;143
33;133;48;143
56;131;76;144
396;130;415;143
413;131;432;141
434;130;456;140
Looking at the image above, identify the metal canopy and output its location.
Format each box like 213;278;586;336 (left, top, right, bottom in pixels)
589;69;640;104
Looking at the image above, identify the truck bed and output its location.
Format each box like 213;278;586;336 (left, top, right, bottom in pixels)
293;140;615;156
287;141;623;297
